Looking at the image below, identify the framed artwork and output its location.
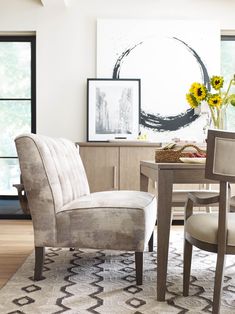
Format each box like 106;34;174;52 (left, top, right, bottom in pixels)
97;19;220;143
87;78;140;141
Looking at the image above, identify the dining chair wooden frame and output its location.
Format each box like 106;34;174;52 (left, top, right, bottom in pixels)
183;129;235;314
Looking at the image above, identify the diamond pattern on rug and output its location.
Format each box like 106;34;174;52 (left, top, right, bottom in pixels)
12;296;35;307
21;285;41;293
126;297;146;308
0;230;235;313
123;285;142;294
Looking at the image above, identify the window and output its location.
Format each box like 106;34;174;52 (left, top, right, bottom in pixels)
0;35;36;197
221;35;235;130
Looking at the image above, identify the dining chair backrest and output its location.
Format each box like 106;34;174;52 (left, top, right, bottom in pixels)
205;129;235;183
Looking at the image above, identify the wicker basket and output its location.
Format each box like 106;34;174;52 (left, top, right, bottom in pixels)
155;144;205;163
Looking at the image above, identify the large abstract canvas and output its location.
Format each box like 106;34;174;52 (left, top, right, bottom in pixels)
97;19;220;142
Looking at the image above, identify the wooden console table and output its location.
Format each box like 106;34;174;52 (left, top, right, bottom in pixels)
78;141;161;193
140;161;213;301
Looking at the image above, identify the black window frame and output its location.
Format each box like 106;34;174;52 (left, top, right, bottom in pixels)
0;35;36;205
221;34;235;41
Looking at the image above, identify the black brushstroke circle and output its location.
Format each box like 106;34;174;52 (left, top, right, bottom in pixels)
112;37;210;132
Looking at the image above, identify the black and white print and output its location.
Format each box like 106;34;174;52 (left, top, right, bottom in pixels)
87;79;140;141
96;86;133;135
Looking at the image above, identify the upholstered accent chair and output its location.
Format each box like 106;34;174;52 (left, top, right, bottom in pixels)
15;134;157;285
183;129;235;314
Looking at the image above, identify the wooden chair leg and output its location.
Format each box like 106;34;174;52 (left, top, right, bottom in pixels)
135;252;143;285
212;252;226;314
183;239;192;296
34;247;45;281
148;232;154;252
183;197;194;296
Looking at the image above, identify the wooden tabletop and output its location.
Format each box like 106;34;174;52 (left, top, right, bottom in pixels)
140;160;206;169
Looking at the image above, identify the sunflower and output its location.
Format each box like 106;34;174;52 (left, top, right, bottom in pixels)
189;82;200;93
211;76;224;90
208;94;223;107
186;93;199;108
190;82;207;101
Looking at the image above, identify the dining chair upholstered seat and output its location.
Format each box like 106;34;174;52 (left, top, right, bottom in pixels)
185;213;235;246
183;129;235;314
15;133;157;285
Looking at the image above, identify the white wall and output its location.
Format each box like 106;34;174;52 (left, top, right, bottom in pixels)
0;0;235;141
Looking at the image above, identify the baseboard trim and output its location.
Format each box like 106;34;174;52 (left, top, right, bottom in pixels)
0;214;31;220
172;219;184;225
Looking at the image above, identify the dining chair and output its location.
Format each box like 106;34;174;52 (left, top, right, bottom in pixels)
15;133;157;285
183;129;235;314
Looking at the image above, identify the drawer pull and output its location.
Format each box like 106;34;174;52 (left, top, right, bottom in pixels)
113;166;118;189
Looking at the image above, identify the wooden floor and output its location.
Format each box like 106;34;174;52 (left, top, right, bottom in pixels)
0;220;34;289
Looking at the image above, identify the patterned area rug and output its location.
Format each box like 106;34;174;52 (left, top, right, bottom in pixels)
1;230;235;314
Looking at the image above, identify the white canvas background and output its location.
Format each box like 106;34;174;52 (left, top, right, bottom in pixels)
97;19;221;143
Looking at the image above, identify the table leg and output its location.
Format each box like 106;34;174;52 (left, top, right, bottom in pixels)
140;172;149;192
157;169;173;301
140;172;154;251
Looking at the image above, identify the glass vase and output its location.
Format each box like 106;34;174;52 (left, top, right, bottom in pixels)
211;106;227;130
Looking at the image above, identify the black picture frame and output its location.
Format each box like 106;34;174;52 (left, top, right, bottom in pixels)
87;78;141;141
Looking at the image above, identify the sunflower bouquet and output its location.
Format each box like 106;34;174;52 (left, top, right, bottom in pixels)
186;75;235;129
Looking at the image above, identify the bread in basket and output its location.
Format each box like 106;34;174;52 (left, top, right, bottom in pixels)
155;144;206;163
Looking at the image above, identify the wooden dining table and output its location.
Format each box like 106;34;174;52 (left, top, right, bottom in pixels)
140;160;212;301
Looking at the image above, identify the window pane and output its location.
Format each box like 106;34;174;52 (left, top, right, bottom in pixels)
0;100;31;157
0;158;20;195
221;39;235;130
0;42;31;98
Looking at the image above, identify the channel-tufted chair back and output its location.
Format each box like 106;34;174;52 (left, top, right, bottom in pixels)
15;134;90;245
